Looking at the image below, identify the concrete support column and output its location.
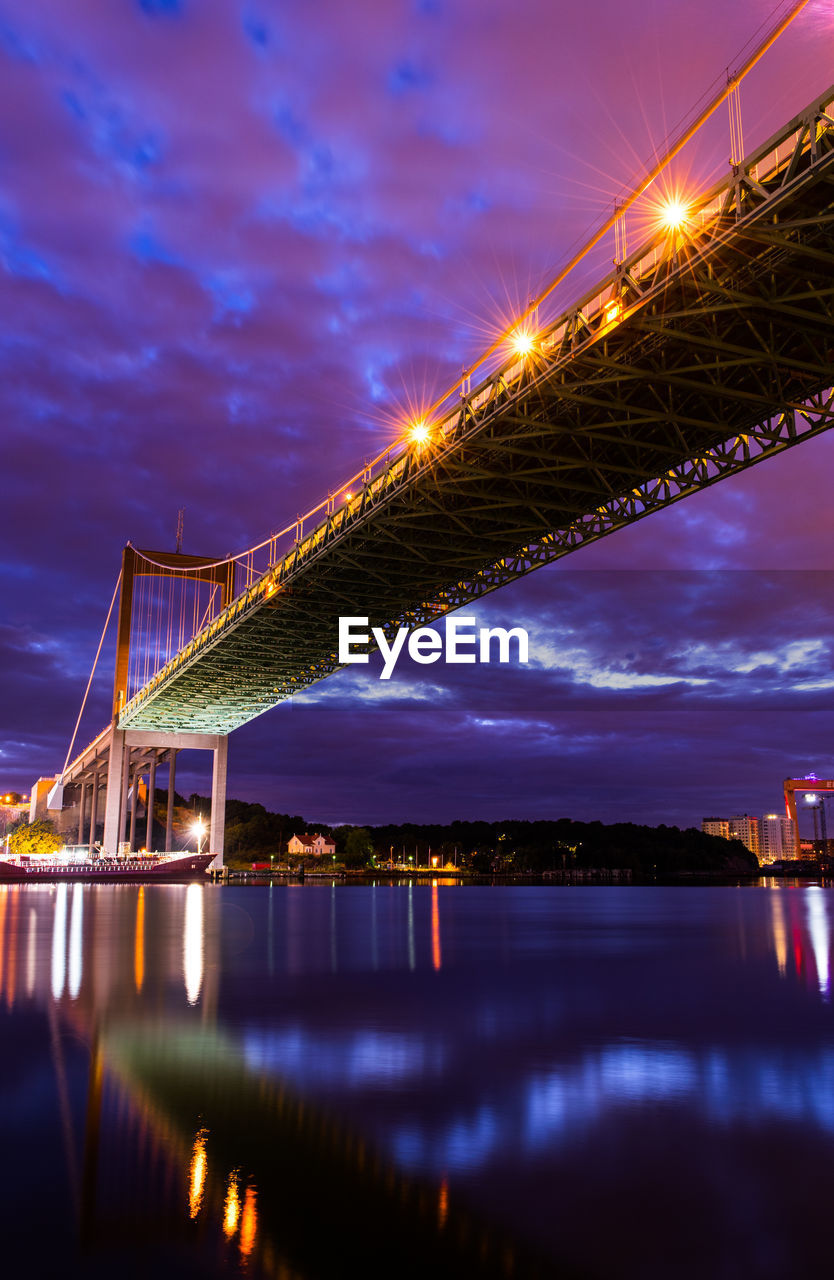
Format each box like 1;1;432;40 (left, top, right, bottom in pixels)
89;774;99;855
209;737;228;867
77;781;87;846
145;754;157;852
166;751;177;852
103;729;126;855
120;747;131;852
128;767;139;852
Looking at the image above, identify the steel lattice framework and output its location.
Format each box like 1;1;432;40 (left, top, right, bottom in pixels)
118;86;834;734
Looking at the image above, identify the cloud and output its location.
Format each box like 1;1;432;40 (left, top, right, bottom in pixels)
1;2;832;832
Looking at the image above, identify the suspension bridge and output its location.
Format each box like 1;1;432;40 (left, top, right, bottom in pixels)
38;60;834;860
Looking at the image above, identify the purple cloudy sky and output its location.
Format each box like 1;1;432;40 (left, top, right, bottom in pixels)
1;0;833;831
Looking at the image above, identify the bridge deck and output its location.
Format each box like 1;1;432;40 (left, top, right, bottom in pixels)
118;86;834;734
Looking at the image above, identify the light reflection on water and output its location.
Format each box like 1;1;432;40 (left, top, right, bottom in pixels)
391;1041;834;1175
183;882;204;1006
806;885;830;998
0;881;833;1278
243;1025;446;1086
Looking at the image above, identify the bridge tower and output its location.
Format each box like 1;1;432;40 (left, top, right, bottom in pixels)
98;544;235;863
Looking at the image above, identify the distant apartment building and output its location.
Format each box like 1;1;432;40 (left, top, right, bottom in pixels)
701;813;798;864
759;814;798;863
728;815;760;858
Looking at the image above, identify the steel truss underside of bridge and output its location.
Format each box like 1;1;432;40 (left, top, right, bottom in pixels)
120;90;834;735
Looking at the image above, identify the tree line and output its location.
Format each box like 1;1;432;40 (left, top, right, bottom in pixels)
5;795;759;875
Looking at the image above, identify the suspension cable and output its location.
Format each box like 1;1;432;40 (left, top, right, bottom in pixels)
60;571;122;781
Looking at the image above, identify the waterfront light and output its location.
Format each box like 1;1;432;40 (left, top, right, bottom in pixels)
192;817;206;854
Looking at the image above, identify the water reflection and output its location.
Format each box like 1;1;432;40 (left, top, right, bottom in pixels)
26;906;36;996
222;1171;240;1238
2;881;834;1279
68;884;83;1000
806;887;830;999
243;1026;445;1087
764;884;833;999
391;1040;834;1175
407;879;415;970
183;882;204;1006
431;880;442;971
239;1184;258;1261
770;887;788;975
134;887;145;995
0;890;5;993
51;882;67;1000
188;1127;208;1218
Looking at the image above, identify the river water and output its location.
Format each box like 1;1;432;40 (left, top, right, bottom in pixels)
0;880;832;1278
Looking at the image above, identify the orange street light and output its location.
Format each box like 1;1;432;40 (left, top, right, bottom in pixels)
659;197;690;232
510;327;535;358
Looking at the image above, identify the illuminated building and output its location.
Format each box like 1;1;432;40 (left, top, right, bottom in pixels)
702;814;797;863
701;814;760;856
728;815;760;858
759;815;797;864
287;831;336;857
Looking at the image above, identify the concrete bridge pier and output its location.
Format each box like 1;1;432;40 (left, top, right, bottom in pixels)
88;773;99;853
102;729;126;855
210;736;228;868
165;750;177;852
145;753;156;852
99;728;227;864
77;781;87;846
128;760;139;851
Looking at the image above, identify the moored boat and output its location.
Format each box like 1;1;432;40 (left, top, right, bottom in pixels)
0;846;215;882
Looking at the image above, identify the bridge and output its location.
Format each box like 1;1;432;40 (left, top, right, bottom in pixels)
39;76;834;858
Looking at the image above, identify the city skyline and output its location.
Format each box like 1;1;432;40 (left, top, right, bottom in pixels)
2;1;833;826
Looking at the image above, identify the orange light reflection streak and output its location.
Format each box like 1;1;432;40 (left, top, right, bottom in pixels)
432;881;442;971
438;1177;449;1230
134;887;145;994
239;1185;258;1260
223;1171;241;1238
188;1128;208;1218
